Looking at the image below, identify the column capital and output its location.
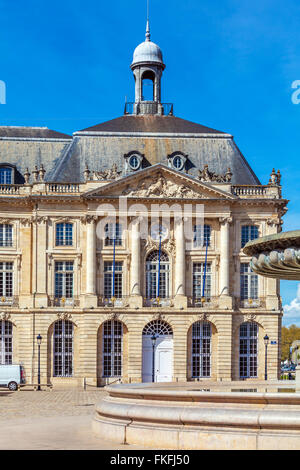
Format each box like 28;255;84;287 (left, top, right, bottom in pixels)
219;216;233;225
81;215;98;224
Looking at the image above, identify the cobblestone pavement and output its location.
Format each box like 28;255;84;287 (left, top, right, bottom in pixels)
0;388;107;420
0;388;144;449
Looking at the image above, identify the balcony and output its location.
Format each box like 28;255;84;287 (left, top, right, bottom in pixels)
188;297;219;309
46;183;80;194
143;298;174;307
124;102;174;116
239;298;266;309
0;296;19;307
48;296;80;307
98;296;130;308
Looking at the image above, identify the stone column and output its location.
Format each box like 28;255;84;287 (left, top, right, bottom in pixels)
174;218;187;308
130;218;143;308
85;217;98;307
219;217;232;308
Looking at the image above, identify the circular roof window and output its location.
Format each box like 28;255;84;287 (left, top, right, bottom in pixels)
172;155;184;171
129;154;141;171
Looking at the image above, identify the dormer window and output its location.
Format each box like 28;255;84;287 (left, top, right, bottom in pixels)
129;154;141;171
0;167;13;184
124;151;144;173
168;152;187;172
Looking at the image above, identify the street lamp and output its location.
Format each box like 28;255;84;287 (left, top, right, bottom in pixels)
264;334;269;381
37;334;42;391
151;334;158;383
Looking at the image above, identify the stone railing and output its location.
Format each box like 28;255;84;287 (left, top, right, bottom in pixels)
238;298;266;309
0;185;22;195
0;296;19;307
98;296;130;308
188;296;219;309
46;183;81;194
48;296;80;307
143;298;174;307
231;185;281;199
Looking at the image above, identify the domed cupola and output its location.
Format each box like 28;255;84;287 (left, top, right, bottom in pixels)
130;21;166;115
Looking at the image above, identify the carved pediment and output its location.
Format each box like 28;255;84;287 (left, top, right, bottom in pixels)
83;165;236;201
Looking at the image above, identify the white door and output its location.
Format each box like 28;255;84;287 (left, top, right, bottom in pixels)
142;335;173;382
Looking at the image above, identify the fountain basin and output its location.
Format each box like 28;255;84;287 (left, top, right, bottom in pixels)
93;382;300;450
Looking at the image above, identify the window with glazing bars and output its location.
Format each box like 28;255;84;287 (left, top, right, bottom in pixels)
193;225;211;248
53;320;73;377
103;320;123;377
240;263;258;300
0;168;12;184
56;223;73;246
193;263;211;300
55;261;73;298
104;223;123;246
0;225;13;247
241;225;259;248
146;251;170;299
192;321;211;378
239;322;258;378
0;320;12;365
0;262;13;298
104;262;123;298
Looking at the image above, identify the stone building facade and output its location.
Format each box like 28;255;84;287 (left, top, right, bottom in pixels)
0;24;287;386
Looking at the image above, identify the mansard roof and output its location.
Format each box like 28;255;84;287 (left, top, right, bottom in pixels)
76;115;227;135
0;126;71;140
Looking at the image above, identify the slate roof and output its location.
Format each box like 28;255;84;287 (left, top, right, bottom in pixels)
77;115;227;135
0;126;71;139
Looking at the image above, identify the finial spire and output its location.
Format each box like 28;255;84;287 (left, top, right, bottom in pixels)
146;0;150;41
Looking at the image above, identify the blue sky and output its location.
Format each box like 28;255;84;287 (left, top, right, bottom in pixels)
0;0;299;324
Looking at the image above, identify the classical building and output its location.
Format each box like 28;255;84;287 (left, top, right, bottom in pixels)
0;23;287;386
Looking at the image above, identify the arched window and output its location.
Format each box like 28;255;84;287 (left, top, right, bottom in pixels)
53;320;73;377
191;321;212;378
241;225;259;248
146;251;170;299
0;320;13;364
142;70;155;101
103;320;123;377
142;320;173;336
239;322;258;378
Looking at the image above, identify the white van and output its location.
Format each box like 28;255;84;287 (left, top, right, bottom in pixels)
0;364;26;391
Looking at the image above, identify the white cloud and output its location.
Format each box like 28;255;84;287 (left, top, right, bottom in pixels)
283;283;300;326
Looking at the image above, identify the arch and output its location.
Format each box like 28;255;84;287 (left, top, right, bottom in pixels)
0;320;13;364
187;320;218;381
142;319;173;336
239;321;258;379
97;319;128;385
141;70;155;101
47;319;77;380
146;250;169;263
142;319;173;382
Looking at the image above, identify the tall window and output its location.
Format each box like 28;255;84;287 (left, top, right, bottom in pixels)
0;224;13;247
56;223;73;246
193;225;211;248
104;223;123;246
104;262;123;298
0;168;12;184
146;251;170;299
103;320;123;377
239;322;258;378
0;262;13;298
55;261;73;298
53;320;73;377
240;263;258;300
193;263;211;300
241;225;259;248
0;320;13;365
191;321;212;378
